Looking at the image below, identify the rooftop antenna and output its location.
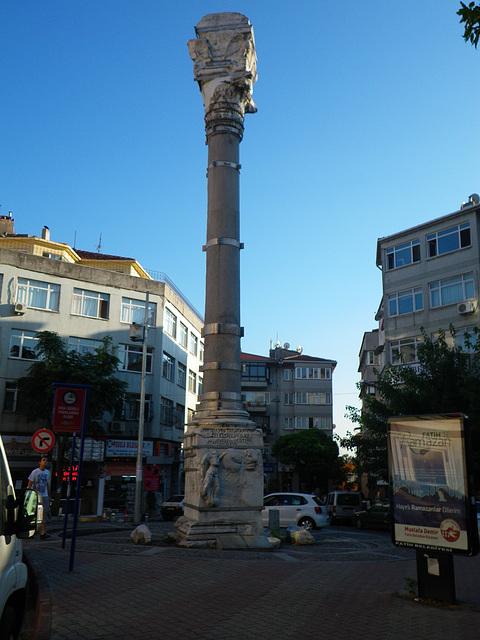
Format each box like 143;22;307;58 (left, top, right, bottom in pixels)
73;230;76;249
97;233;102;253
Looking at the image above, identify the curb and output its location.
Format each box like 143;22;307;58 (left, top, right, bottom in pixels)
23;549;52;640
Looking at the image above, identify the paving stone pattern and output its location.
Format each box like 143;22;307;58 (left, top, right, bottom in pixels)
22;522;480;640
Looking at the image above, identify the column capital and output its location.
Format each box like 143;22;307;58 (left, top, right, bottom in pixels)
188;12;257;137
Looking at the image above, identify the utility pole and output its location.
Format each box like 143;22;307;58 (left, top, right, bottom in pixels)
133;291;149;525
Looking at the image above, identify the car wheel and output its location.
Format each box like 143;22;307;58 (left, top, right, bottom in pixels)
0;605;17;640
356;518;363;530
298;517;315;531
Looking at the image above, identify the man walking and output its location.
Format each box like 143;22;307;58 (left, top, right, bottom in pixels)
28;456;51;539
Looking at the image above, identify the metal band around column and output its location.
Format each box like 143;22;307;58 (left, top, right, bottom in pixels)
202;323;244;337
202;237;244;251
210;161;241;170
200;391;243;402
201;362;242;372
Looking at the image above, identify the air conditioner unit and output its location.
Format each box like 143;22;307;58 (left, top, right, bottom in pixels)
458;301;475;315
14;302;26;315
111;421;126;433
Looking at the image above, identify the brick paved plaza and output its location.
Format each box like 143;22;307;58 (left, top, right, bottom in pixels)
21;522;480;640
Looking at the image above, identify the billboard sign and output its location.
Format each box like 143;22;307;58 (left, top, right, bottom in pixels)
52;386;87;433
388;414;478;556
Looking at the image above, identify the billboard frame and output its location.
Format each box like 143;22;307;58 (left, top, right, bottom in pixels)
388;413;478;557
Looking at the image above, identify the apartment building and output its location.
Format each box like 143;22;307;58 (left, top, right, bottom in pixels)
375;194;480;373
0;215;203;515
241;343;336;494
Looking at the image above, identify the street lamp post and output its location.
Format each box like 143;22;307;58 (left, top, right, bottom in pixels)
133;291;149;525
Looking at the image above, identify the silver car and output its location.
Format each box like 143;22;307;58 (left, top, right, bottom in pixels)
262;492;329;530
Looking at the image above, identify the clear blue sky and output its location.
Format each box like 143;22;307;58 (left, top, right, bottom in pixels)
1;2;479;446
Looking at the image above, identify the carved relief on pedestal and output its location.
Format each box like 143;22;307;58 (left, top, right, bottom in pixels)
199;446;262;508
188;12;257;132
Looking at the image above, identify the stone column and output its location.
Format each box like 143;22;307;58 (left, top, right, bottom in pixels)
175;13;268;549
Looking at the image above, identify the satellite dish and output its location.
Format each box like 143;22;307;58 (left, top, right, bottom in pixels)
284;342;290;349
296;345;303;354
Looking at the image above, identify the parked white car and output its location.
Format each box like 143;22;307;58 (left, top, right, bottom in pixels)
262;492;329;531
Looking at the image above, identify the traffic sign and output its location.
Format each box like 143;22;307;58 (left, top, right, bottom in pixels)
31;429;55;453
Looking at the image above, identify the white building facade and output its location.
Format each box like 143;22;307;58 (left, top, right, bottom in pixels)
0;217;203;516
375;194;480;373
241;344;336;494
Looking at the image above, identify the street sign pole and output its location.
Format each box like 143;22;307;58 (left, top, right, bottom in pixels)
68;386;90;572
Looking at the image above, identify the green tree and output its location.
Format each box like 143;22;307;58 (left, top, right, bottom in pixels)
272;428;345;492
18;331;128;513
340;327;480;488
458;2;480;48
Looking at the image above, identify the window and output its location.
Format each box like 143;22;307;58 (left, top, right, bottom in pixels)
3;382;25;412
295;392;331;405
162;352;175;382
455;326;478;353
199;342;204;363
188;370;197;394
120;298;156;326
122;394;152;421
72;288;109;319
284;393;294;405
429;273;474;308
284;417;294;430
177;362;187;388
198;376;203;396
164;308;177;338
366;351;378;366
388;287;423;317
179;322;188;348
189;333;198;357
187;408;195;423
294;417;331;430
284;369;294;381
242;363;270;381
390;337;423;365
427;222;471;258
386;239;420;270
16;278;60;311
243;392;270;406
68;337;103;355
118;344;153;373
295;367;331;379
9;329;39;360
175;404;185;429
160;397;174;426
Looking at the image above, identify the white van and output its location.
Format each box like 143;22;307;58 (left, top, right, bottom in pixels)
326;491;363;524
0;436;42;640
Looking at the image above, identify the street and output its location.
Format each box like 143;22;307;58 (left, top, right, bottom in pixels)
19;520;480;640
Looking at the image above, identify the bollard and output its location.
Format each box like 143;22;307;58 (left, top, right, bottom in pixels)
268;509;280;531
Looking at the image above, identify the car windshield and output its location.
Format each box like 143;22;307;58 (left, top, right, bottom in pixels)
166;495;184;502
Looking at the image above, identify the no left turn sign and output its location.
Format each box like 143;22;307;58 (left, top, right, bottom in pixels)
31;429;55;454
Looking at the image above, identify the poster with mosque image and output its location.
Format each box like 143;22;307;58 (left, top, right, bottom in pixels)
388;414;478;556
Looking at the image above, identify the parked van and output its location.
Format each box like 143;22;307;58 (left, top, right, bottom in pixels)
326;491;363;524
0;436;42;640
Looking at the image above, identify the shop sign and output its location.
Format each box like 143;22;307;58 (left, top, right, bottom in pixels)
388;413;478;556
106;439;153;458
2;436;35;458
105;463;136;477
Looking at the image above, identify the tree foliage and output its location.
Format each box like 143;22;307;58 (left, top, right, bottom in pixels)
458;2;480;48
272;428;345;490
340;327;480;484
17;331;127;431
